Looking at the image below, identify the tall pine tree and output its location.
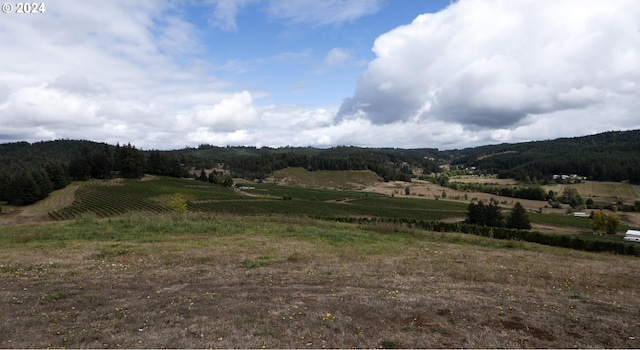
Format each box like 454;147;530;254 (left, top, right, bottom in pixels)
506;202;531;230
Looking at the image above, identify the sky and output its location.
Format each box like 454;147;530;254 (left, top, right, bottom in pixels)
1;0;639;150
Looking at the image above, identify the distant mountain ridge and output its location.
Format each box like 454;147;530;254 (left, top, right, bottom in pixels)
1;129;639;183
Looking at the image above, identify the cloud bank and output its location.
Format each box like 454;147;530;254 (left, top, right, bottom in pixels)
1;0;639;151
338;0;640;142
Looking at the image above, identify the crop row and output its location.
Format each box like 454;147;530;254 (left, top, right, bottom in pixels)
50;184;171;220
186;197;463;221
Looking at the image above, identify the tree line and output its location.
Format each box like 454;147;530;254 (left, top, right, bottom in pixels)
221;146;441;181
0;143;189;206
458;130;640;184
465;200;532;230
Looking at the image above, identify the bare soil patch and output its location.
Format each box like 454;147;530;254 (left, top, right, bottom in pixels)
362;181;560;213
0;218;638;348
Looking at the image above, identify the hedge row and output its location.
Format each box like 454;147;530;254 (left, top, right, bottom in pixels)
316;216;640;257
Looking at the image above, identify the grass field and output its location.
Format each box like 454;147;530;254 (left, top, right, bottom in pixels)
0;214;638;348
544;182;640;200
449;176;518;185
270;167;380;189
33;176;636;235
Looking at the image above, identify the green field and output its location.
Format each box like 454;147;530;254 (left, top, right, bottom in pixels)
270;167;380;189
42;176;636;238
48;178;468;222
544;182;640;200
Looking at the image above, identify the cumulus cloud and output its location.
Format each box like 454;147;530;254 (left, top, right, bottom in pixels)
2;0;638;151
193;91;260;132
339;0;640;133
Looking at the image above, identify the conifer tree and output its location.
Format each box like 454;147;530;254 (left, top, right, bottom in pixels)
31;169;52;200
45;161;70;190
0;173;9;201
6;171;40;205
507;202;531;229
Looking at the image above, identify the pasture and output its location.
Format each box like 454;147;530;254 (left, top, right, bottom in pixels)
269;167;380;189
0;214;638;348
449;175;518;185
544;182;640;201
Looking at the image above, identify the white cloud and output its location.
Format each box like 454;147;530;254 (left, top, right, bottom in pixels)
268;0;382;27
209;0;257;32
324;48;351;67
338;0;640;140
1;0;639;151
48;72;107;95
193;91;260;132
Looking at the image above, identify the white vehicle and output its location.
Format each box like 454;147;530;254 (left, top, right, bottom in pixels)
624;230;640;243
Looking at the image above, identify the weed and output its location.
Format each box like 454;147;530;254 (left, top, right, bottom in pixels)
233;315;257;324
41;291;66;303
380;339;398;349
241;259;265;269
91;244;133;259
431;326;444;333
252;327;276;337
286;252;304;262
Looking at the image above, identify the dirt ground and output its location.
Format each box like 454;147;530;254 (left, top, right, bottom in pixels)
1;224;638;349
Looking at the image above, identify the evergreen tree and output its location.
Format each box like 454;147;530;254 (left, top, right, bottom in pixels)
115;143;145;178
506;202;531;230
31;169;53;200
45;161;70;190
484;200;504;227
465;200;504;227
68;147;92;181
6;171;40;205
0;173;9;201
198;168;208;182
90;145;113;179
465;201;486;225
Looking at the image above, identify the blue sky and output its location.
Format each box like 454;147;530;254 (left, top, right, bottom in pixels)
1;0;639;150
185;1;450;106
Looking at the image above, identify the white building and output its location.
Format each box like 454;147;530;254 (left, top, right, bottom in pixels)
624;230;640;243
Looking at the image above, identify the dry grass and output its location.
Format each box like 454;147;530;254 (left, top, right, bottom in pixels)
544;182;640;202
0;214;638;348
0;184;80;226
449;176;519;185
268;167;379;189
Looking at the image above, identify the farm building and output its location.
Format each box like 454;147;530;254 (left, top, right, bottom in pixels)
624;230;640;243
573;212;588;218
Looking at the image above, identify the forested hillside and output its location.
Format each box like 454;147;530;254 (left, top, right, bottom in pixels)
450;130;640;183
1;129;640;206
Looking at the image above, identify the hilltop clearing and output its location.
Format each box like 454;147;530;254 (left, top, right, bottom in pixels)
0;214;638;348
266;167;380;189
